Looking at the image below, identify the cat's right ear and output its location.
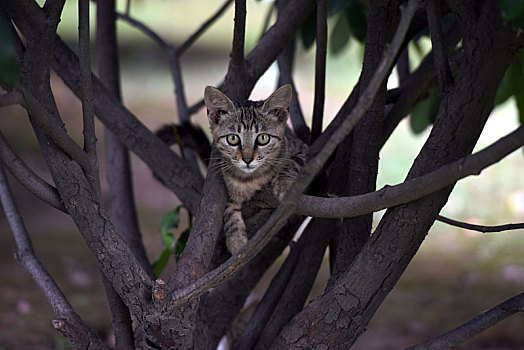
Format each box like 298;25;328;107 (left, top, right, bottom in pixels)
204;86;235;125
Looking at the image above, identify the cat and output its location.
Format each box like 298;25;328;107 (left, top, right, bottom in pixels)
204;84;308;254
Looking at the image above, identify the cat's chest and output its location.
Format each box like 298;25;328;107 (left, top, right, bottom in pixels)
225;172;273;203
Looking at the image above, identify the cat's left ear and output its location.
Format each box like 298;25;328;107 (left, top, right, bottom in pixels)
204;86;236;125
262;84;292;122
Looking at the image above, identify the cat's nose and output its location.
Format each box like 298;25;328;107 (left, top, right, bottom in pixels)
243;157;253;165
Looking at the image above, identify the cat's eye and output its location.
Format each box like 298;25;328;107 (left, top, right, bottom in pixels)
226;134;240;146
256;133;270;146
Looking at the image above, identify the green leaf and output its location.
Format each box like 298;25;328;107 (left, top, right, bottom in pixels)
174;227;190;261
410;88;441;134
345;3;367;43
495;52;524;124
330;12;351;55
299;12;317;50
159;206;182;250
152;248;172;278
500;0;524;22
0;13;20;88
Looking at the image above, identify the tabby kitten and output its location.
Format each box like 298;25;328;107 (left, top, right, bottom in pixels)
204;85;308;254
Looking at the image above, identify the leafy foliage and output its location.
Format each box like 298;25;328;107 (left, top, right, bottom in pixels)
153;205;191;277
0;14;20;89
299;0;367;53
410;88;441;134
496;51;524;125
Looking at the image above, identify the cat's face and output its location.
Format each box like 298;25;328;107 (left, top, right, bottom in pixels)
205;85;292;177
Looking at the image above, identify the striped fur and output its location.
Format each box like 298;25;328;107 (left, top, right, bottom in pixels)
205;85;308;254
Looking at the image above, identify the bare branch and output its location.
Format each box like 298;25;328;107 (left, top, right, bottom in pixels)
407;293;524;350
311;0;327;142
426;0;454;94
117;12;171;50
79;0;101;197
296;125;524;218
19;86;92;171
0;164;106;349
231;0;247;68
166;0;420;309
0;129;65;212
436;215;524;233
178;0;234;54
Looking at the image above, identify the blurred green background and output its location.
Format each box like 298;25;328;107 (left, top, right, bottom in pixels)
0;0;522;348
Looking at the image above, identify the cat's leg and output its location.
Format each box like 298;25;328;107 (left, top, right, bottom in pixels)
223;201;247;254
272;153;306;200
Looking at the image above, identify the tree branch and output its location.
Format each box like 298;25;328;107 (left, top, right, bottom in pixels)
295;125;524;218
0;164;106;349
426;0;454;94
310;0;327;142
436;215;524;233
407;293;524;350
19;86;92;172
0;129;65;212
231;0;247;68
178;0;233;54
117;12;170;50
166;0;419;309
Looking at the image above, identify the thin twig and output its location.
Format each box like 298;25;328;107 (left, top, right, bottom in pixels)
0;130;65;212
0;164;107;349
296;125;524;218
436;215;524;233
231;0;247;68
311;0;327;142
178;0;234;54
79;0;101;197
117;12;171;50
407;293;524;350
426;0;454;93
166;0;421;309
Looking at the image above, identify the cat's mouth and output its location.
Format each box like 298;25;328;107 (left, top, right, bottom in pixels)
239;164;259;173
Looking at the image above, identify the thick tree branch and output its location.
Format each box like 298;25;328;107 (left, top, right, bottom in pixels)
408;293;524;350
165;0;419;309
426;0;454;94
0;164;106;349
311;0;327;142
0;129;65;212
295;125;524;218
436;215;524;233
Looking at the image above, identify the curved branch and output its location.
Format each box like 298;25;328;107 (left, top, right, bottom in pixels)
166;0;420;309
0;164;106;349
117;12;171;50
0;129;65;212
436;215;524;233
296;125;524;218
407;293;524;350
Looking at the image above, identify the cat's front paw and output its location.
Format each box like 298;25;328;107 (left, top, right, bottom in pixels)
226;232;247;255
273;179;293;201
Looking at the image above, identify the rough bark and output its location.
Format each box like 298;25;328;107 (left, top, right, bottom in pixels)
272;3;523;348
